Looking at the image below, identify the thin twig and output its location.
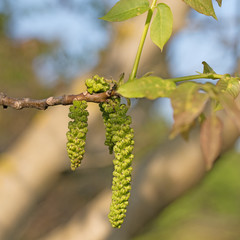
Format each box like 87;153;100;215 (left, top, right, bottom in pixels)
0;90;117;110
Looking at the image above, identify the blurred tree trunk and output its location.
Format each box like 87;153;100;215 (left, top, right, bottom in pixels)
2;1;238;240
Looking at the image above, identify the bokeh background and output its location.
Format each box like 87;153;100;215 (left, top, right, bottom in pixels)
0;0;240;239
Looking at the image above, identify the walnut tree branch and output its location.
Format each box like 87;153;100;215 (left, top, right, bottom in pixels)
0;90;117;110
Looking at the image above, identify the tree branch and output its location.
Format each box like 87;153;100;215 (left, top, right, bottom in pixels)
0;90;117;110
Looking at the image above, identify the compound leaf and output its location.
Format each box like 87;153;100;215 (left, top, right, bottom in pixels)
117;76;176;99
182;0;217;19
200;115;223;170
170;82;209;138
150;3;173;51
100;0;149;22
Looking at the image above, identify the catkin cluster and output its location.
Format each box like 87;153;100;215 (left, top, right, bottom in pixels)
100;98;134;228
66;75;134;228
66;100;89;171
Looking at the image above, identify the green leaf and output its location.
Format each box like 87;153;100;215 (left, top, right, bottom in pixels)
202;61;216;74
170;82;209;138
216;76;240;99
117;76;176;99
150;3;173;51
216;0;222;7
183;0;217;20
200;115;223;170
100;0;149;22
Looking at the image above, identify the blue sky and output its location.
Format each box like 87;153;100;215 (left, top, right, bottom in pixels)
167;0;239;77
0;0;115;85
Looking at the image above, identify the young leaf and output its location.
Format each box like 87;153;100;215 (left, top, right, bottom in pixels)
216;0;222;7
216;76;240;99
202;61;216;74
117;76;176;99
150;3;173;51
100;0;149;22
200;115;223;170
170;82;209;138
218;93;240;132
183;0;217;20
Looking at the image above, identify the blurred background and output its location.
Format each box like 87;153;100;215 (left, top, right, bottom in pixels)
0;0;240;239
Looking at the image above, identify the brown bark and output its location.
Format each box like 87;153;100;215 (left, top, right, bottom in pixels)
0;90;116;110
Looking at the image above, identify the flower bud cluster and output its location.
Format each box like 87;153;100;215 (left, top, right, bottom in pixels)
100;98;134;228
85;75;110;94
66;100;89;171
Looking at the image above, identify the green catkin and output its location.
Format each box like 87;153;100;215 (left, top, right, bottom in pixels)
101;98;134;228
99;98;120;154
66;100;89;171
85;75;134;228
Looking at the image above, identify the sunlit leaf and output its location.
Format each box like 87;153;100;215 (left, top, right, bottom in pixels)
117;76;176;99
216;76;240;99
202;61;216;74
213;76;240;113
170;82;209;138
182;0;217;19
200;115;223;170
100;0;149;22
150;3;173;51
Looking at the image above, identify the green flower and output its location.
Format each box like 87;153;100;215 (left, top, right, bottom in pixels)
99;98;121;154
100;98;134;228
66;100;89;171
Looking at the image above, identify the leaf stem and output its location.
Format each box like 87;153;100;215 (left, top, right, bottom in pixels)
166;73;223;83
128;0;158;82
